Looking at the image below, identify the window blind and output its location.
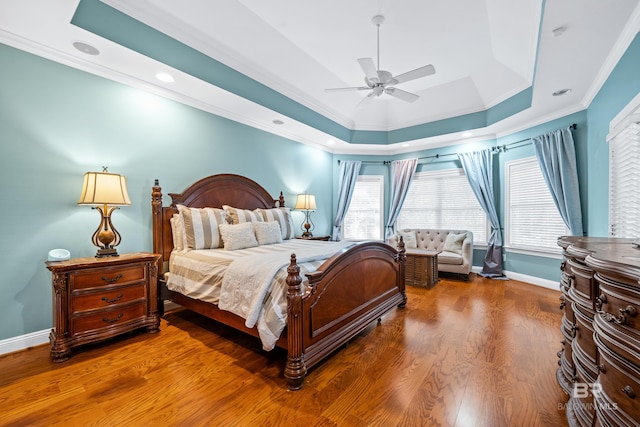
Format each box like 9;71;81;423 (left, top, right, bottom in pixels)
343;176;383;240
609;120;640;238
506;157;567;252
396;169;488;243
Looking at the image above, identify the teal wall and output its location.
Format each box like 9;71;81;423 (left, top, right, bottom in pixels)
0;31;638;342
0;43;333;341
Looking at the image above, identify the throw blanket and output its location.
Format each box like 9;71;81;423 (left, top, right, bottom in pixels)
218;241;354;349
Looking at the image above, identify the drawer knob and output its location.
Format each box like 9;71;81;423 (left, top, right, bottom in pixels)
598;364;606;373
620;305;637;318
101;293;123;304
605;305;638;325
595;294;607;309
102;313;124;324
101;274;123;284
622;385;636;399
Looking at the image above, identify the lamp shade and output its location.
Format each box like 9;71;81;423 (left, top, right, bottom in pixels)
78;171;131;205
295;194;317;211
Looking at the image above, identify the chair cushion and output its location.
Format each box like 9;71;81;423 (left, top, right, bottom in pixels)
438;251;464;265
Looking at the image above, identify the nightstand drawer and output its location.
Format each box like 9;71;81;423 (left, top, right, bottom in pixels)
71;284;147;313
70;264;146;290
71;302;147;334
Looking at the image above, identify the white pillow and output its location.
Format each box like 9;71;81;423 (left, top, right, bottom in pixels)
218;222;259;250
256;207;295;240
254;221;283;245
396;230;417;249
443;232;467;254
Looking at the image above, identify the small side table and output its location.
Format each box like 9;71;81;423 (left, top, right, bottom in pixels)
405;250;440;288
46;252;161;362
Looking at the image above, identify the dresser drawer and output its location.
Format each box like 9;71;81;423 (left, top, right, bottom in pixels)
596;342;640;420
71;302;147;335
71;284;147;314
70;264;146;291
568;258;597;303
597;275;640;333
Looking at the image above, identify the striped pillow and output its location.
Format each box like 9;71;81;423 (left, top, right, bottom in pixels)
177;205;226;250
170;214;184;252
256;207;295;240
222;205;264;224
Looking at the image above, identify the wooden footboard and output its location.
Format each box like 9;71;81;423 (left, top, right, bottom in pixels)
152;174;406;390
285;241;406;390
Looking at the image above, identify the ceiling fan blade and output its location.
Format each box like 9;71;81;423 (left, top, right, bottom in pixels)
391;64;435;85
385;87;419;103
355;92;376;109
325;86;371;92
357;58;379;83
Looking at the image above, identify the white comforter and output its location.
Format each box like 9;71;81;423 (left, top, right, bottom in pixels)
167;240;354;350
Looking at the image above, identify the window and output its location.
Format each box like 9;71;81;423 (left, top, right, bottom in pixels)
342;175;384;241
609;114;640;238
396;169;488;244
505;156;567;253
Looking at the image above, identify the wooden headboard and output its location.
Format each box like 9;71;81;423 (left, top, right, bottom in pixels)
151;174;285;272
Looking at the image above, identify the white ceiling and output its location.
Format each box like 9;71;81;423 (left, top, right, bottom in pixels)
1;0;640;154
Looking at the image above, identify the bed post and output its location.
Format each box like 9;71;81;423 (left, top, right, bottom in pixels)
278;191;285;207
152;179;163;257
396;236;407;308
151;180;164;315
284;254;306;390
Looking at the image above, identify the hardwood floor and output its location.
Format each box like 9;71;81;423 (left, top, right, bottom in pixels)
0;275;570;426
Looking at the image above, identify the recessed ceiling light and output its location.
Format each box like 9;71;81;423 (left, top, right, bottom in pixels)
553;88;572;96
326;140;335;145
156;72;174;83
462;131;473;137
72;41;100;56
402;143;410;148
272;119;284;125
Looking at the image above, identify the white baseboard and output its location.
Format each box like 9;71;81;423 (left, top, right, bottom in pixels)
471;266;559;291
0;329;50;356
503;270;560;290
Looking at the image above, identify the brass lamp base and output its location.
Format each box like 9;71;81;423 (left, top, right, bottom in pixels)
91;205;122;258
95;247;119;257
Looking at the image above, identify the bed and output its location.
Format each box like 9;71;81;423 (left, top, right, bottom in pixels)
151;173;406;390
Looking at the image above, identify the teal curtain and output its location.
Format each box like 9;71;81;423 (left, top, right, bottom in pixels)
458;149;505;278
532;127;584;236
331;161;362;241
385;158;418;238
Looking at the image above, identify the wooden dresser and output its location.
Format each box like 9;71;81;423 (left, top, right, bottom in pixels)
557;237;640;427
46;253;161;362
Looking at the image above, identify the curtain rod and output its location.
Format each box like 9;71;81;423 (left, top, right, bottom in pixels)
492;123;577;152
337;124;577;164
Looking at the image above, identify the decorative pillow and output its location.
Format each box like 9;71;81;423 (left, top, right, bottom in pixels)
222;205;264;224
443;232;467;254
218;222;259;250
256;207;295;240
170;214;184;252
177;204;226;250
396;230;417;249
254;221;283;245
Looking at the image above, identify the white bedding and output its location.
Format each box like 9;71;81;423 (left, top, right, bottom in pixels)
166;240;354;350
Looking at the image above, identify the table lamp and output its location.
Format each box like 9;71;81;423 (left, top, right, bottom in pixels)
78;168;131;257
295;193;317;238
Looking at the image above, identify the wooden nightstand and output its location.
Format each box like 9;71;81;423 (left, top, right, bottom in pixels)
296;235;331;241
46;252;161;362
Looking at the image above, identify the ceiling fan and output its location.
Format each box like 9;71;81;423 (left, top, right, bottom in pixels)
325;15;435;108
